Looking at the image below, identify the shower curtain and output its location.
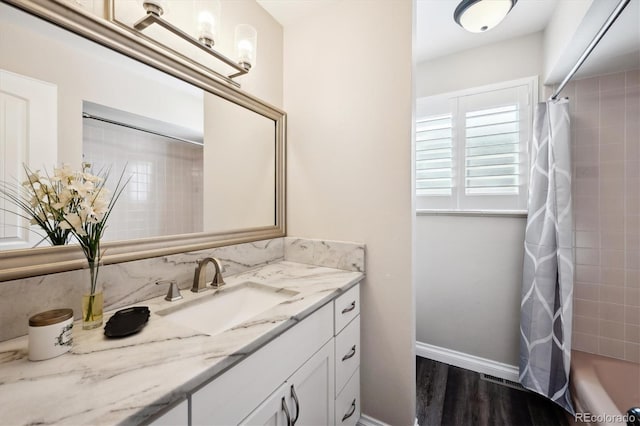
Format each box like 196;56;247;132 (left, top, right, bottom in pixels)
519;99;574;414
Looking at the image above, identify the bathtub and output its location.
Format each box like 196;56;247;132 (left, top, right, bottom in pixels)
570;350;640;426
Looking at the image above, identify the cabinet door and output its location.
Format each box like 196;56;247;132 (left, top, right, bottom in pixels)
286;340;335;426
241;383;290;426
191;304;333;426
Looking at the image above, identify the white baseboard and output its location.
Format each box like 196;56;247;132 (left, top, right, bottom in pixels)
357;414;390;426
416;341;519;382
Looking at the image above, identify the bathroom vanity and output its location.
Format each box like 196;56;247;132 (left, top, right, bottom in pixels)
0;2;364;424
0;260;362;425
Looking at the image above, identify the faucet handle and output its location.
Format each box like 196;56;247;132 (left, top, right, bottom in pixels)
157;280;183;302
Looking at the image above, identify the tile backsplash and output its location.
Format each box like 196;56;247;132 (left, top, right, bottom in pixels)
83;116;204;241
0;237;366;342
554;69;640;362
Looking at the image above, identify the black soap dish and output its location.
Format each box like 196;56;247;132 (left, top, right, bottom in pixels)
104;306;150;338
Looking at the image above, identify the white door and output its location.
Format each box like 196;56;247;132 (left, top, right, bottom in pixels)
0;69;57;250
241;383;290;426
286;340;335;426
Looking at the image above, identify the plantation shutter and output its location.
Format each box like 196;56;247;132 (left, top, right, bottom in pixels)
415;78;534;211
415;113;453;196
464;105;520;195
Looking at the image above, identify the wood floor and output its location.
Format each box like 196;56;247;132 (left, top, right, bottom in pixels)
416;357;569;426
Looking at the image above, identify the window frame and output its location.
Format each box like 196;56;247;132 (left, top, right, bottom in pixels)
415;76;538;213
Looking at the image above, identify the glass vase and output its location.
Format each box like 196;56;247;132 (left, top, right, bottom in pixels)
82;260;104;330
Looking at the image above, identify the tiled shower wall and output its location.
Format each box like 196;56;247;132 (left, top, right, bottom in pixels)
83;117;204;241
555;69;640;362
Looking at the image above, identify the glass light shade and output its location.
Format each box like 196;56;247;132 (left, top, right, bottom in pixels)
194;0;220;45
197;11;216;43
454;0;515;33
234;24;257;68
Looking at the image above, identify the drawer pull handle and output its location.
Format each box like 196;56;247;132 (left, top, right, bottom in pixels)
342;399;356;422
342;345;357;361
282;397;292;426
291;384;300;425
342;301;356;314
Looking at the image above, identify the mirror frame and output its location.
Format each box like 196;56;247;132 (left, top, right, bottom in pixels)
0;0;286;282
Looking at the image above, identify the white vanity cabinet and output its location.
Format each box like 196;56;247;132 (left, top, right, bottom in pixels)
333;286;361;426
241;340;335;425
188;282;361;426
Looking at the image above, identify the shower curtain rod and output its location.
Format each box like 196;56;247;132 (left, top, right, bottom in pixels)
82;112;204;146
550;0;631;101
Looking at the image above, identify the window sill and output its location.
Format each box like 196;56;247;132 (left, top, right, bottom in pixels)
416;209;528;218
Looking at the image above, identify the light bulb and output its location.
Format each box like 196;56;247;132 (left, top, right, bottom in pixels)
197;10;216;45
237;40;253;63
234;24;257;69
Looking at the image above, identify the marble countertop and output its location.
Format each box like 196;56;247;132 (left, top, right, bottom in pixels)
0;261;363;425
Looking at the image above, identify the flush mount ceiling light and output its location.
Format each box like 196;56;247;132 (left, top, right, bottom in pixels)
133;0;257;85
454;0;518;33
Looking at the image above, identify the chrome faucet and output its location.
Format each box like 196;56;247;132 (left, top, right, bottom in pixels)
192;257;225;292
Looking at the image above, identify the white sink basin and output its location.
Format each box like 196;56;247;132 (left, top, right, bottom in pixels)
156;282;298;336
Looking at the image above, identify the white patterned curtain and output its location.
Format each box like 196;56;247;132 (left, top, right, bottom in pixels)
519;99;574;414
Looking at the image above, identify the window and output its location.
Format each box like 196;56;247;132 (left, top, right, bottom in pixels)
415;77;536;212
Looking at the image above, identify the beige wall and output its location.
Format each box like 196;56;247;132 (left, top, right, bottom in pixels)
542;0;593;83
283;1;415;424
415;215;526;365
203;92;275;232
416;32;543;98
414;33;543;366
555;70;640;363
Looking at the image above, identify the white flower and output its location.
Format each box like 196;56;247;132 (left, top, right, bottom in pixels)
92;196;108;219
82;172;102;184
53;164;76;182
22;170;41;186
61;212;86;235
51;188;73;210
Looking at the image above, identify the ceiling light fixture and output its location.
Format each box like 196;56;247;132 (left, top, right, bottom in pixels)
133;0;257;84
453;0;518;33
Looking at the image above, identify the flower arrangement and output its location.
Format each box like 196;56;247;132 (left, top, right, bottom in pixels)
0;165;74;246
1;163;129;328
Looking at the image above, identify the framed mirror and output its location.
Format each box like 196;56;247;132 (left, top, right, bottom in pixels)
0;0;286;281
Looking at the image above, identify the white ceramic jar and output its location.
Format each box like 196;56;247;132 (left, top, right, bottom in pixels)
28;308;73;361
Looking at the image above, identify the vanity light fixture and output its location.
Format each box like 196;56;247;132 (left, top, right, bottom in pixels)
133;0;257;81
453;0;518;33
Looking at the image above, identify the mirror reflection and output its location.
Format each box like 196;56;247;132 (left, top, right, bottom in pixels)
82;101;205;241
0;1;276;251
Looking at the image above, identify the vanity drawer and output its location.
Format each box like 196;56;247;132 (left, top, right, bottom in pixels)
335;368;360;426
334;284;360;335
335;316;360;395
